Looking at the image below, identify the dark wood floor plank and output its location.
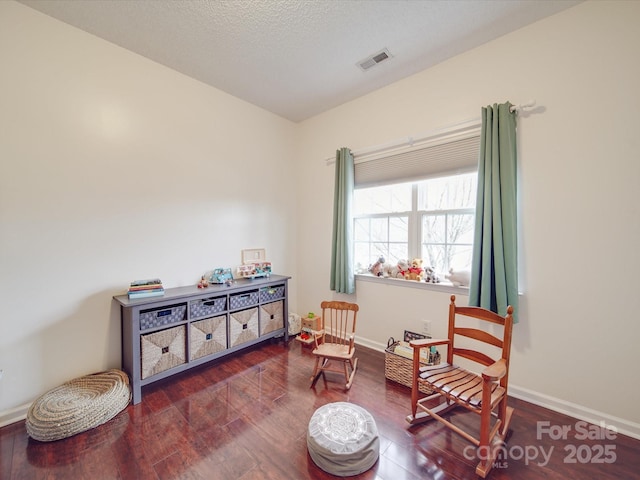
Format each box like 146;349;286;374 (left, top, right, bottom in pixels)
0;423;16;479
2;339;639;479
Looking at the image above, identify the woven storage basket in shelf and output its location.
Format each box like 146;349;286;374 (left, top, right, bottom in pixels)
384;341;439;394
141;325;186;379
229;307;259;347
189;296;226;320
190;315;227;360
260;300;283;335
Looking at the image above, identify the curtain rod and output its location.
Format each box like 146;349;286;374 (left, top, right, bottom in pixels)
510;99;536;113
324;100;537;165
324;118;481;165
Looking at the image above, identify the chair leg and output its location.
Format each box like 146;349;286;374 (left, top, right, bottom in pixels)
310;357;322;386
345;357;358;390
474;403;514;478
498;398;512;437
311;357;358;389
476;399;494;477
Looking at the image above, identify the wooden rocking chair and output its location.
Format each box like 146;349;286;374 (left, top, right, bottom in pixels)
406;295;514;478
310;301;359;389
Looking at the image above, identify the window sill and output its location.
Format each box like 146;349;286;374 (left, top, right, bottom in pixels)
355;274;470;296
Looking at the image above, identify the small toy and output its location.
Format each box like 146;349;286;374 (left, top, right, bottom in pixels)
406;258;424;281
424;266;441;283
237;262;272;279
446;268;471;286
197;275;209;289
392;259;409;279
302;313;321;331
368;256;386;277
209;268;234;284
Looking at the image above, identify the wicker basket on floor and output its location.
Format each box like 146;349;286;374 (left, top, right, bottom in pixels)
384;339;439;394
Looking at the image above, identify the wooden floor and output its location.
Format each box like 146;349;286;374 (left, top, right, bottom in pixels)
1;339;638;479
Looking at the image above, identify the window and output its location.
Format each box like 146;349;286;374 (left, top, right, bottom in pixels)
347;122;481;282
354;172;477;279
354;183;411;270
419;173;476;274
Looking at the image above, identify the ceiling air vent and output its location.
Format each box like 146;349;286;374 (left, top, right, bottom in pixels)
357;48;392;71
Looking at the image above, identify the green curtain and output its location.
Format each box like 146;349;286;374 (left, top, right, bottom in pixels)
330;148;355;294
469;102;519;322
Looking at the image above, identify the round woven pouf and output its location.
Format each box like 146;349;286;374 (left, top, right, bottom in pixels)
26;369;131;442
307;402;380;477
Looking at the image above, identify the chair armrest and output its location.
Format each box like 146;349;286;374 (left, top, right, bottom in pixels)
482;358;507;382
409;338;450;349
312;329;325;348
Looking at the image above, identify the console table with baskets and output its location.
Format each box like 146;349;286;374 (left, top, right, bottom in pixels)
114;275;290;404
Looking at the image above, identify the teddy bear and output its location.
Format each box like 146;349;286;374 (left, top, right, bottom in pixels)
445;268;471;286
391;259;410;279
406;258;424;281
424;266;441;283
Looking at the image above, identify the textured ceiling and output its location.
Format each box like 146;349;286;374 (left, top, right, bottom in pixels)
19;0;581;122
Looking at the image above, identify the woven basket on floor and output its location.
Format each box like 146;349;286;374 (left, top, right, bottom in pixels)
26;369;131;442
385;341;439;394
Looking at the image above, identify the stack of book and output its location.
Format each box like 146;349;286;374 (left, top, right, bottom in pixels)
128;278;164;299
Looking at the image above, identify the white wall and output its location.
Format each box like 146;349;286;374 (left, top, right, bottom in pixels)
0;2;298;416
296;0;640;434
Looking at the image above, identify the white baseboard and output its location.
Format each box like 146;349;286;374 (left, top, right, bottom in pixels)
0;402;30;428
356;336;387;352
355;336;640;441
509;384;640;441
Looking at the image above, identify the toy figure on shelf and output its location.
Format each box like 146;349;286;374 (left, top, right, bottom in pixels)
424;267;441;283
209;268;234;284
391;259;410;279
445;268;471;286
197;275;209;289
368;256;386;277
237;261;272;279
406;258;424;281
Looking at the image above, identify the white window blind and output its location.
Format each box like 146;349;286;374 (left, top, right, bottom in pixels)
355;134;481;188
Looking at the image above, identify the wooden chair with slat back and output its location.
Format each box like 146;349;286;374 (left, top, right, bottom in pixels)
310;301;359;389
406;295;514;478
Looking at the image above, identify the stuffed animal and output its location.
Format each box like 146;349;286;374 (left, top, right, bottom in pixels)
391;259;410;279
406;258;424;281
446;268;471;286
424;266;441;283
381;262;394;277
368;256;386;277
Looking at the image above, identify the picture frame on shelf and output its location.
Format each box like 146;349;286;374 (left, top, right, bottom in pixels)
242;248;266;264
